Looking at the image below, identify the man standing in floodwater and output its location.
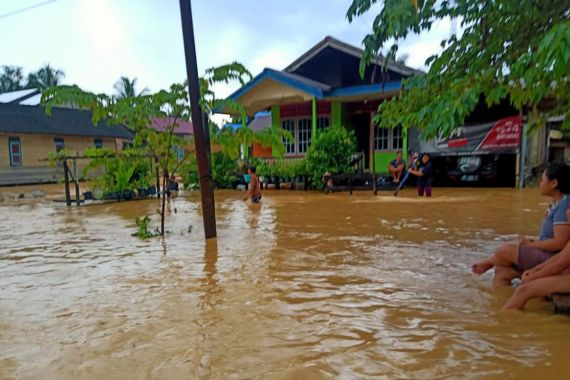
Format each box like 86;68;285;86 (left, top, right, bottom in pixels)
408;153;433;197
243;166;262;203
388;151;406;183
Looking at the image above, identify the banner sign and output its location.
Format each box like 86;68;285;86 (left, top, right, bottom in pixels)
419;116;522;154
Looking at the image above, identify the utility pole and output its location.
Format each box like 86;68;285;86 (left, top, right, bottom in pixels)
179;0;217;239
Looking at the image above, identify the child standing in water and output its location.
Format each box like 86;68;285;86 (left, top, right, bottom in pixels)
243;166;262;203
408;153;433;197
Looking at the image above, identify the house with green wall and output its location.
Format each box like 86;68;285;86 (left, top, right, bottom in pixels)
217;36;423;173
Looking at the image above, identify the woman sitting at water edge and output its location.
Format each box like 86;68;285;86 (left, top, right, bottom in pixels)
503;207;570;310
472;163;570;287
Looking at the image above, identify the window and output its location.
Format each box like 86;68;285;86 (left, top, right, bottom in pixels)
297;118;312;154
374;125;390;150
316;116;330;131
392;125;403;150
282;119;296;154
8;137;22;166
54;138;65;152
94;139;103;149
375;125;405;151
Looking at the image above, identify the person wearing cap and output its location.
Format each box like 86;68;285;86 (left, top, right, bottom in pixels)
243;165;262;203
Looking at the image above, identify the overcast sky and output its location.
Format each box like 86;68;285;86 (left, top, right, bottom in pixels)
0;0;453;101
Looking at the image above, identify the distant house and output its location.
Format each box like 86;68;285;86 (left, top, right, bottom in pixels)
217;36;423;171
218;36;543;187
0;89;134;185
149;117;193;140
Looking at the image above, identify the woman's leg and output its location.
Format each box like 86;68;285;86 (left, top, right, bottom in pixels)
502;272;570;310
472;243;518;275
493;265;519;287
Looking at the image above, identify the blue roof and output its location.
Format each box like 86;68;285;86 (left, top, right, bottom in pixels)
327;82;402;98
225;68;330;103
223;123;243;131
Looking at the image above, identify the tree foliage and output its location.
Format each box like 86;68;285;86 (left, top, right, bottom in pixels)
27;64;65;89
0;64;66;92
114;76;149;99
41;62;252;235
0;65;25;92
347;0;570;138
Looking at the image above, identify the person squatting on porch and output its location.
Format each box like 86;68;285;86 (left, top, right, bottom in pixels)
472;163;570;288
388;151;406;183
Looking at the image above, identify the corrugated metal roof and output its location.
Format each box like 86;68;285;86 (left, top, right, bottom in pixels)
0;88;40;104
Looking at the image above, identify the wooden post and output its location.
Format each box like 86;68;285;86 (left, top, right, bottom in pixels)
369;112;377;195
179;0;217;239
63;160;71;207
155;157;161;199
73;159;80;206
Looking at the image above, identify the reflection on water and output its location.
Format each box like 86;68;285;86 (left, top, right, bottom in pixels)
1;187;569;379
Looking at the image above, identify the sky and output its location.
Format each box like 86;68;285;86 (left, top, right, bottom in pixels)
0;0;453;119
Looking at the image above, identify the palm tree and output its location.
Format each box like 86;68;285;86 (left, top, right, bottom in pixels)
0;65;25;93
113;76;149;99
27;64;65;89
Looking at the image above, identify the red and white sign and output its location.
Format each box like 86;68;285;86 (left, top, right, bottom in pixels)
477;116;522;151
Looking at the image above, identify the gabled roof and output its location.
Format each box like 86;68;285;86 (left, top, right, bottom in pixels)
0;103;134;139
285;36;423;77
150;117;193;136
216;68;331;115
247;111;272;132
229;68;331;101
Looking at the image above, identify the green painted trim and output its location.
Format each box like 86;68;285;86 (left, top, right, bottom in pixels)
271;105;280;129
271;105;280;158
331;101;341;127
312;98;317;138
373;151;399;174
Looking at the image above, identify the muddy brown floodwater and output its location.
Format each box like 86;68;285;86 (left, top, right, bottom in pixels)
1;186;569;379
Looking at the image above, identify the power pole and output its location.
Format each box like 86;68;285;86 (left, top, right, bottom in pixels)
178;0;217;239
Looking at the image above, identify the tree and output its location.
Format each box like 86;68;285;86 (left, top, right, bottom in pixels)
0;65;25;93
347;0;570;138
27;64;65;89
113;76;149;99
42;63;252;236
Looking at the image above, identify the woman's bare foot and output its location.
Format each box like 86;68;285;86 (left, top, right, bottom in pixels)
472;261;494;275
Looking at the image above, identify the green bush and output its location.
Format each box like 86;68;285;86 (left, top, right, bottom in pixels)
306;125;356;188
181;152;239;189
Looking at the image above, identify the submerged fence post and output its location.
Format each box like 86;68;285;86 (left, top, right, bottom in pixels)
179;0;217;239
73;159;80;206
63;159;71;207
369;112;377;195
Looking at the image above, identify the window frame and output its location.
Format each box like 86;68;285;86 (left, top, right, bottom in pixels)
374;125;404;151
54;138;65;152
8;137;22;166
281;115;330;156
94;138;103;149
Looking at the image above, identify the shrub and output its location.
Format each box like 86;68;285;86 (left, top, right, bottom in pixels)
306;125;356;188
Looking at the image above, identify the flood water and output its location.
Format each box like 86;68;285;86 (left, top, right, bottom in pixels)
1;186;569;379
